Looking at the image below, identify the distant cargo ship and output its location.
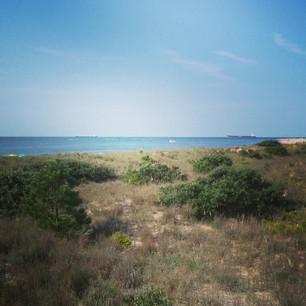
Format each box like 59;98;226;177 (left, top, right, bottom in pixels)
226;134;256;139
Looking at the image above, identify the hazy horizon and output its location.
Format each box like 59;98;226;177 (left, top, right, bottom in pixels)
1;0;306;137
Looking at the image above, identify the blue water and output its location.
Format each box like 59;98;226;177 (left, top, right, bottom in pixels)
0;137;276;156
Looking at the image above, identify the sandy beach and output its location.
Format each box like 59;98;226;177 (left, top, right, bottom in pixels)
278;138;306;144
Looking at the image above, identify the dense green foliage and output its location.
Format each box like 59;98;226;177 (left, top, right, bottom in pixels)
0;159;115;236
160;166;287;219
132;289;172;306
159;181;203;207
193;152;232;173
124;155;186;184
258;140;288;156
0;169;30;216
22;161;91;237
54;159;116;186
193;167;286;218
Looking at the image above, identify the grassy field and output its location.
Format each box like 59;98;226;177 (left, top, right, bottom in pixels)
1;143;306;305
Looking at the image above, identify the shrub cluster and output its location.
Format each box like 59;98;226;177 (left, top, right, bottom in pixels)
257;140;288;156
193;152;232;173
56;159;115;185
159;181;204;207
0;168;30;216
22;161;91;237
160;166;287;219
0;160;115;237
193;167;286;218
124;155;186;184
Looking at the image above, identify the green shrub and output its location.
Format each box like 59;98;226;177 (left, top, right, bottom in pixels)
193;152;232;173
0;160;114;217
124;156;185;184
267;209;306;235
160;165;287;219
0;159;115;236
57;160;116;186
132;289;172;306
22;161;91;237
207;165;231;181
257;140;280;147
257;140;288;156
111;231;132;248
159;181;203;206
192;167;287;219
239;149;262;159
0;170;29;216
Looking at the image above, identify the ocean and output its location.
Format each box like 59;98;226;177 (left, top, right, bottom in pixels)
0;137;276;156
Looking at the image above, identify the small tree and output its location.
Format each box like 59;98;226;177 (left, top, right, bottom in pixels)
22;161;90;237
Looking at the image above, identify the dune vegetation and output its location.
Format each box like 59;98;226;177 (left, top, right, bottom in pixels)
1;142;306;306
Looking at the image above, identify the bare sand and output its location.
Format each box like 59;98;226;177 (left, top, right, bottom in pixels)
278;138;306;144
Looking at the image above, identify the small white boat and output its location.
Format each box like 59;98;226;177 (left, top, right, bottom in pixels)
169;139;176;143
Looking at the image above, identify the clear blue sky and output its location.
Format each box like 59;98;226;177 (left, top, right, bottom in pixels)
1;0;306;136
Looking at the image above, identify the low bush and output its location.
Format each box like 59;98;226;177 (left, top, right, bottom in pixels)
111;231;132;248
160;166;287;219
0;169;30;216
239;149;262;159
22;161;91;237
266;209;306;235
257;140;288;156
56;159;116;186
0;159;115;236
124;156;185;184
131;289;172;306
159;181;203;207
193;152;232;173
0;160;115;215
193;167;287;219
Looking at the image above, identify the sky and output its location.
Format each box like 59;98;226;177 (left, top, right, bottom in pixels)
0;0;306;137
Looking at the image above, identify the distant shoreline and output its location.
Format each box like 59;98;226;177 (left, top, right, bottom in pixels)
0;136;305;157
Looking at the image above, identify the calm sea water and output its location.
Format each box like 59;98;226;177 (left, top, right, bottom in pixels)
0;137;276;156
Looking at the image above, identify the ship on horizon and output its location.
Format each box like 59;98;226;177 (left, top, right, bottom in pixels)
226;133;256;139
